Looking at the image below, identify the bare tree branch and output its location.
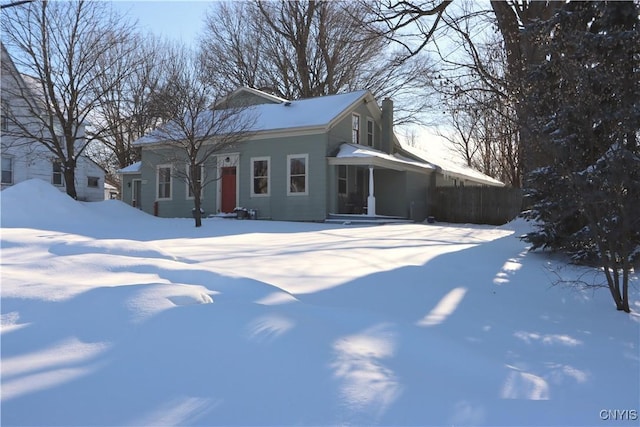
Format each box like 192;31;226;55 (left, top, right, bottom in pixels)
142;52;257;227
2;0;136;198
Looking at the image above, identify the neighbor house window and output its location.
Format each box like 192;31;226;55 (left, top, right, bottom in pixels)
366;118;375;147
352;113;360;144
1;101;8;132
87;176;99;188
2;156;13;184
186;164;204;199
287;154;308;195
251;157;270;197
157;165;172;200
52;160;63;186
338;165;347;195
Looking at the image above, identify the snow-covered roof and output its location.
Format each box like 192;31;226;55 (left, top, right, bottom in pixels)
216;86;290;106
117;161;142;174
252;90;370;131
400;142;504;187
330;143;435;174
134;90;372;146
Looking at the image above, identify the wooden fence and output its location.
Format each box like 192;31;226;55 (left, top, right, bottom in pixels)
430;187;523;225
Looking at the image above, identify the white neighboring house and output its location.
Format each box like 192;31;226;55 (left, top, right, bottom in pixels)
104;182;120;200
1;43;105;201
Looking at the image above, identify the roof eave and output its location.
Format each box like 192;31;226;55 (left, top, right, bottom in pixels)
437;167;505;187
328;155;434;175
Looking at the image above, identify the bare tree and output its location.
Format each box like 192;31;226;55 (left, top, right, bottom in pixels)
488;1;561;174
143;51;256;227
368;0;559;178
202;0;385;98
200;0;436;124
364;0;452;61
423;6;521;186
1;0;136;199
90;35;179;180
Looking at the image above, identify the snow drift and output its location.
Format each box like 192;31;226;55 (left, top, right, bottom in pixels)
1;179;638;426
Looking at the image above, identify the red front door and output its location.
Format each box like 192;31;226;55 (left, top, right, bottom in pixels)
221;167;237;213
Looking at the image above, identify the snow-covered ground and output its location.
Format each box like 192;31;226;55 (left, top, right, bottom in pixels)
1;179;638;426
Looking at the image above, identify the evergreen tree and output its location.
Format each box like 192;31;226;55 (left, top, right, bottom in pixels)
523;1;640;312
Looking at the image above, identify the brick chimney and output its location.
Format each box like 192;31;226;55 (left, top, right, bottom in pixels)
381;97;394;154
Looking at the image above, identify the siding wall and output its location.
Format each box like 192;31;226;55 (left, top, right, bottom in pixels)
238;133;328;221
132;133;329;221
327;102;381;152
1;48;105;201
373;170;430;220
74;159;106;202
405;170;429;221
122;94;412;221
120;174;134;206
375;169;406;217
1;136;105;201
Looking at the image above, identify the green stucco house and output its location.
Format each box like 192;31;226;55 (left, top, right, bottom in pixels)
118;87;502;222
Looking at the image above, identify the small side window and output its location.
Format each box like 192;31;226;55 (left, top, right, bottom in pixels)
157;165;172;200
52;160;63;186
87;176;100;188
352;114;360;144
1;156;13;184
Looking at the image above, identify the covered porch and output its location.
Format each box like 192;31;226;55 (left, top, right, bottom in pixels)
327;144;435;221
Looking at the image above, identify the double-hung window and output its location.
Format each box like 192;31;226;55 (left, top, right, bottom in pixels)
251;157;270;197
157;165;172;200
352;113;360;144
287;154;308;196
1;156;13;185
367;118;375;147
52;160;63;186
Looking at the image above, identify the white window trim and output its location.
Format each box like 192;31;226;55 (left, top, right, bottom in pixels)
186;164;205;200
352;113;360;144
366;117;375;147
2;155;13;185
52;160;64;187
287;153;309;196
250;156;270;197
156;164;172;201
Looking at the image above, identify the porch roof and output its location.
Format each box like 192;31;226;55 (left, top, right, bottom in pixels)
328;143;435;174
117;161;142;175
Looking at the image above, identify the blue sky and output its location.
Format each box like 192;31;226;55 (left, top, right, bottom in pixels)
111;0;215;47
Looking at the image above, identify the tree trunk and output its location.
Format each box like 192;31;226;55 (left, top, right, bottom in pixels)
193;188;202;228
64;160;78;199
490;1;562;175
621;261;630;313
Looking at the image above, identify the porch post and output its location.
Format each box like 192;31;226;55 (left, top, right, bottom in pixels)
367;166;376;216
